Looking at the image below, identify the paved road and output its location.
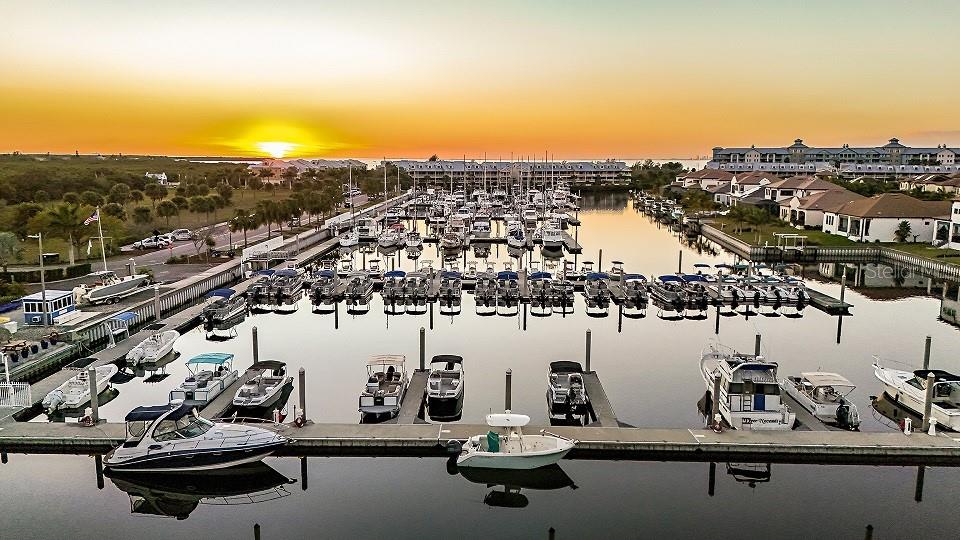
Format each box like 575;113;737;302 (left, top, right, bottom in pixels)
117;220;282;267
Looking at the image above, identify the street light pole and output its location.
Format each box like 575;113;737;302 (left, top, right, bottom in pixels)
29;233;48;328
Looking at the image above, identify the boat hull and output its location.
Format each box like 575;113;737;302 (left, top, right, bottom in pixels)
427;392;464;420
874;365;960;431
104;443;285;473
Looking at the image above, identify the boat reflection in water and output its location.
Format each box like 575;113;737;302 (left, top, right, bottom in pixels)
452;461;577;508
725;463;772;488
870;392;923;430
204;312;247;341
106;462;295;520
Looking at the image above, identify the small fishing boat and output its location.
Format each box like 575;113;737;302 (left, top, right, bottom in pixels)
42;364;119;413
547;361;589;418
456;414;577;470
104;403;286;472
426;355;465;420
781;372;860;430
649;275;686;310
541;220;564;251
359;355;409;420
345;271;374;299
169;353;238;405
338;229;360;248
233;361;293;412
272;268;305;299
382;270;407;307
73;271;150;305
126;330;180;365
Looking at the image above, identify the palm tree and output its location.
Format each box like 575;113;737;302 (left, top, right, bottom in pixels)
255;200;278;239
156;200;179;227
230;208;257;248
44;203;86;265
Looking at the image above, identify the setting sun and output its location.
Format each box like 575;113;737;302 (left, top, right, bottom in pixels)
256;141;296;158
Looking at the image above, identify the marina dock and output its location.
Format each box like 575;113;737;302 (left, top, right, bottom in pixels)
582;372;619;427
389;369;429;424
4;420;960;465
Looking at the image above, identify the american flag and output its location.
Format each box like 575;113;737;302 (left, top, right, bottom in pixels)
83;208;99;225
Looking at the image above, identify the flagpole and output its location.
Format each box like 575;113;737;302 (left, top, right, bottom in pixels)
96;206;108;271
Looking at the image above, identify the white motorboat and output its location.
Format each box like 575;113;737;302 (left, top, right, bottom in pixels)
541;220;564;251
233;361;292;411
426;355;465;420
378;225;403;248
547;361;589;418
781;372;860;430
471;217;492;239
405;231;423;249
359;355;409;419
104;403;286;472
700;343;796;431
73;271;149;305
874;363;960;431
42;364;118;413
456;413;576;469
339;229;359;248
126;330;180;365
169;353;238;405
506;220;526;249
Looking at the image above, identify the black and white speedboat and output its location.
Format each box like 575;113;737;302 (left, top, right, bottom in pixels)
233;361;293;412
104;403;287;472
547;361;590;418
203;289;247;330
426;355;465;420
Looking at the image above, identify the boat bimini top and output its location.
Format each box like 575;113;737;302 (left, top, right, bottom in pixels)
486;413;530;427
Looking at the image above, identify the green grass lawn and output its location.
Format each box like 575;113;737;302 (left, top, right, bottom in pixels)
710;217;858;247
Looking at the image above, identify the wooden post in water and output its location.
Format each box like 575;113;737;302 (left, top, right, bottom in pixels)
300;456;308;491
708;462;716;497
598;249;603;273
585;329;592;373
299;367;307;422
922;372;935;432
88;367;99;424
95;454;104;490
923;336;932;370
755;334;762;356
711;374;721;430
153;285;162;324
252;326;259;364
678;250;683;274
840;271;847;305
864;525;873;540
254;523;261;540
504;369;512;412
914;465;925;502
419;327;426;371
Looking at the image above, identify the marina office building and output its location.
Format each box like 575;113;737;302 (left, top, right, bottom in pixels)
391;159;630;186
707;139;960;178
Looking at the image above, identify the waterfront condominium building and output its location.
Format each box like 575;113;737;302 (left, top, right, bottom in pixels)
708;138;960;177
390;159;630;186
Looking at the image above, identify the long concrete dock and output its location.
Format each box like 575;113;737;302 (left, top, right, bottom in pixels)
582;372;618;427
390;369;429;424
4;420;960;465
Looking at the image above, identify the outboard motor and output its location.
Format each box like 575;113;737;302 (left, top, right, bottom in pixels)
836;398;861;431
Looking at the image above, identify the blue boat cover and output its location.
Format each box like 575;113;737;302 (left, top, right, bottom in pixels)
693;263;711;268
187;352;234;365
275;269;298;277
622;273;646;281
206;288;235;298
497;271;519;280
442;271;462;279
124;403;193;422
682;274;707;282
255;269;276;276
586;272;609;280
110;312;137;322
315;270;335;278
384;270;406;278
529;272;552;280
657;275;683;283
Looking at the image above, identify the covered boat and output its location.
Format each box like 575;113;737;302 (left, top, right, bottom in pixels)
874;364;960;431
169;353;238;404
547;361;589;418
427;355;465;420
700;344;796;431
359;355;409;420
781;372;860;430
233;361;293;411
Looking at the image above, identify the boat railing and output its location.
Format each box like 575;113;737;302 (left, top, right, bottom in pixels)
539;429;579;444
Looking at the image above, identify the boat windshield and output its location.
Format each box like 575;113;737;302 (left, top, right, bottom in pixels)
152;414;214;442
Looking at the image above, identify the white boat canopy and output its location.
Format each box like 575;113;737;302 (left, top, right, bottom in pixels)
367;354;406;367
800;372;855;389
486;413;530;427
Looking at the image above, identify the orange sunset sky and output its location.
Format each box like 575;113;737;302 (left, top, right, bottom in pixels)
2;1;959;160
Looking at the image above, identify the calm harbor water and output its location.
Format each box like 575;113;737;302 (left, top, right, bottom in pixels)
5;193;960;538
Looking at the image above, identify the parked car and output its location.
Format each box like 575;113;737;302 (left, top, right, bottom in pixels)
170;228;195;241
133;236;172;249
288;217;301;227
